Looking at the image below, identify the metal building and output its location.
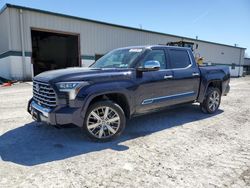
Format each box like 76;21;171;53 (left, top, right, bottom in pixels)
0;4;246;80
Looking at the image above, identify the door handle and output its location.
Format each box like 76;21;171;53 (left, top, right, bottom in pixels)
192;72;199;76
164;75;173;79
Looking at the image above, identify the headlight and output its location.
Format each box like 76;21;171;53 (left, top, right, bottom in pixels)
56;82;89;99
56;82;82;91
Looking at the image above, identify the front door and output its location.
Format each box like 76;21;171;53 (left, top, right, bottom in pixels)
135;48;175;114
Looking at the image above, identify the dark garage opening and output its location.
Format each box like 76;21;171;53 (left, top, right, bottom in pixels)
31;30;80;76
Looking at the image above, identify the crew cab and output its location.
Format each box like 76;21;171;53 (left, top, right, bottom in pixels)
28;45;230;141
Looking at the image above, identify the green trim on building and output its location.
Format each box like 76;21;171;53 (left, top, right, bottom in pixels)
203;62;243;67
81;55;95;60
0;51;32;59
0;50;96;60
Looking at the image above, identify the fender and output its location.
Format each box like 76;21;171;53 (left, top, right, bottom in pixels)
198;66;230;102
78;81;135;121
198;79;221;102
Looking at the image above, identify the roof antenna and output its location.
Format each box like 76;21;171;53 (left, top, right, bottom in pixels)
139;24;142;30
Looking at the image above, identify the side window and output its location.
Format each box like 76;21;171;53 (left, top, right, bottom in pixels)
140;49;167;69
169;50;191;69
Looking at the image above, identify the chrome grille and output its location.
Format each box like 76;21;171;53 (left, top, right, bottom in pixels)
33;80;56;108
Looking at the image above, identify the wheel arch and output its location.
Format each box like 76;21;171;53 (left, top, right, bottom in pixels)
198;79;222;102
82;91;132;121
206;80;222;93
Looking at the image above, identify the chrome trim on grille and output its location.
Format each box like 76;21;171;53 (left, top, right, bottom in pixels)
33;80;56;108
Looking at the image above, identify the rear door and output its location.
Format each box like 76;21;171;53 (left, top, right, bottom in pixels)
166;48;200;104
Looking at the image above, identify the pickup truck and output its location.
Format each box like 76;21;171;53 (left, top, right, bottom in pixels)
28;45;230;141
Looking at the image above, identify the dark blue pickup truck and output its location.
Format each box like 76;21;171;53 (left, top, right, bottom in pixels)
28;45;230;141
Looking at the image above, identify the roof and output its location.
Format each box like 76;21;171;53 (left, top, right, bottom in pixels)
114;45;191;51
1;3;246;50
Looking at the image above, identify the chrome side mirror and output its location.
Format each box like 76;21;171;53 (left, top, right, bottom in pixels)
137;60;161;72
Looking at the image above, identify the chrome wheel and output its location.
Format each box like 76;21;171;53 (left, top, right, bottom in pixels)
86;106;120;139
208;90;220;112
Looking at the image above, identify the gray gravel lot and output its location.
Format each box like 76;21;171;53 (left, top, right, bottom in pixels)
0;77;250;188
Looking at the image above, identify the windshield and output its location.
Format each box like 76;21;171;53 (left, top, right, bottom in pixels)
91;48;144;68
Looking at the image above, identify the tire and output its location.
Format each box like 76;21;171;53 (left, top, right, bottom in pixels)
200;87;221;114
83;100;126;142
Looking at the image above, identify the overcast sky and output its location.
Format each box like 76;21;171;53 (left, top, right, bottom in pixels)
1;0;250;56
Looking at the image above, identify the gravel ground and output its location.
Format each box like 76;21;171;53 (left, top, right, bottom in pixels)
0;77;250;188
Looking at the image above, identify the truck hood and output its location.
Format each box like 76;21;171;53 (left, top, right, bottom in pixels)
34;67;134;83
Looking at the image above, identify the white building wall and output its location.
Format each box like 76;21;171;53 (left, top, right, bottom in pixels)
8;7;181;54
0;8;10;54
193;41;243;66
8;7;244;62
81;59;95;67
229;66;243;77
0;56;32;80
0;57;11;79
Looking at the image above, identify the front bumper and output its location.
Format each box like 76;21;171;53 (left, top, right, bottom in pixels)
27;98;85;127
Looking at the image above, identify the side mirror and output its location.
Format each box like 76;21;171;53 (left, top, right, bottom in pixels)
137;60;161;72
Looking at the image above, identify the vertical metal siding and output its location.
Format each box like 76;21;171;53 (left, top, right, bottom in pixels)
10;8;180;54
0;9;10;54
8;8;22;52
193;41;243;65
7;7;244;67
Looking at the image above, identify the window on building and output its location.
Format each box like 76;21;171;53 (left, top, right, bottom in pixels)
169;49;191;69
139;49;167;69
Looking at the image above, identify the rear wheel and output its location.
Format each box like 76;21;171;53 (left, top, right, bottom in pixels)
83;100;126;141
200;87;221;114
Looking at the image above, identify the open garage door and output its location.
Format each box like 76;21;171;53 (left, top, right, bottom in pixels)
31;29;80;76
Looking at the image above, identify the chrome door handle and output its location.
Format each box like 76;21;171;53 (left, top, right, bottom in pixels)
164;75;173;79
192;73;199;76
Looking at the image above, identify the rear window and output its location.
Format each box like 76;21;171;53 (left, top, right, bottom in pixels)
169;50;191;69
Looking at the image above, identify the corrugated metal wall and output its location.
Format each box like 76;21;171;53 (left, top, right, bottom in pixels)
6;7;244;67
194;41;243;66
0;8;10;54
8;8;180;55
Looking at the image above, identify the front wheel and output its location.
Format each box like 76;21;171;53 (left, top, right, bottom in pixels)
200;87;221;114
83;100;126;142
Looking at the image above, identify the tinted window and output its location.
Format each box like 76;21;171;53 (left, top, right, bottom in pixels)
139;49;167;69
169;50;191;69
91;48;144;68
